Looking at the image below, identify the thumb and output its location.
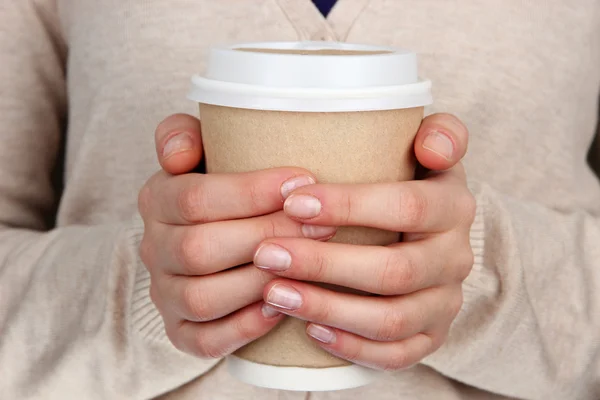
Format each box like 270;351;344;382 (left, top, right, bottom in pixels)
414;113;469;171
155;113;203;175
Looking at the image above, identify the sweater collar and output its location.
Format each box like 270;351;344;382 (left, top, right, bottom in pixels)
276;0;372;42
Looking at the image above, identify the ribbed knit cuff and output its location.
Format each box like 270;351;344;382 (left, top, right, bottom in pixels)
125;214;171;344
464;183;486;304
462;181;500;303
421;180;499;375
122;214;221;397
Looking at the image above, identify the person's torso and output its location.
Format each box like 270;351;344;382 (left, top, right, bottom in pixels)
54;1;600;398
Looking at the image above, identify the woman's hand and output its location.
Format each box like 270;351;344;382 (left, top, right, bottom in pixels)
138;114;334;359
254;114;475;370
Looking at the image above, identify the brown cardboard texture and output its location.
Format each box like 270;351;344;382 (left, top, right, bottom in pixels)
199;104;423;368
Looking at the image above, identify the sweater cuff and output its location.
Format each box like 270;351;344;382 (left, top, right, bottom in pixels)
125;214;171;344
122;214;220;397
462;180;500;304
421;180;501;376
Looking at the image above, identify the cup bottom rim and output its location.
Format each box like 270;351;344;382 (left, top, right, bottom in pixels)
226;355;381;392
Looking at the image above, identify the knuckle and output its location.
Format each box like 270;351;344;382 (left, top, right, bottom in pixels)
176;231;198;275
459;191;477;226
307;251;331;282
233;314;262;343
311;298;333;322
164;322;183;350
399;256;418;289
176;227;213;275
177;183;205;223
377;250;413;295
448;290;464;319
245;180;266;214
343;341;364;364
193;331;224;359
383;348;411;371
137;185;152;218
457;247;475;281
388;251;419;293
428;331;448;352
138;236;154;268
261;215;279;239
182;281;214;321
149;283;161;308
376;306;406;342
398;187;427;230
261;212;303;239
342;191;354;225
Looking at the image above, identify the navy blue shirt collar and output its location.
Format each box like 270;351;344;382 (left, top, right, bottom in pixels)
312;0;338;17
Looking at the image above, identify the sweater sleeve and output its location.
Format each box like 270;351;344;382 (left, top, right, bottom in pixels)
0;3;215;399
422;171;600;399
589;111;600;178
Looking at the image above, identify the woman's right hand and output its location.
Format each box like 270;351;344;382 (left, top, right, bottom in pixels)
138;114;335;358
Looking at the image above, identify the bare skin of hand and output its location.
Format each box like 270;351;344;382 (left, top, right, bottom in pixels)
139;113;474;370
138;114;336;358
253;114;476;371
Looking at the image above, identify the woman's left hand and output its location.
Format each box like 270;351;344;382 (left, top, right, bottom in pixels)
253;113;476;371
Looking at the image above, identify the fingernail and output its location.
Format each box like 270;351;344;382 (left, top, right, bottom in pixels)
307;324;336;344
261;303;281;318
281;175;316;199
254;244;292;272
163;132;193;159
266;284;302;310
301;224;337;239
284;195;321;219
422;131;454;161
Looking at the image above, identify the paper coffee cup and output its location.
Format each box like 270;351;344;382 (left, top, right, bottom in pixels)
188;41;432;391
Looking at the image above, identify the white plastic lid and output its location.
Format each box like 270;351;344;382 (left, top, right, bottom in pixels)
188;41;432;112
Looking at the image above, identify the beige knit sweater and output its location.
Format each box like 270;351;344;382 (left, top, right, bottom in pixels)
1;1;599;399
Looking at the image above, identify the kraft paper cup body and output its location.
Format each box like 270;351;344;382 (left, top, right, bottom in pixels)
188;41;432;391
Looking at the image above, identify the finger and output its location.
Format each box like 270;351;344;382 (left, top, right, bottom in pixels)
283;174;472;232
155;114;204;175
262;281;462;342
306;327;439;371
157;265;274;322
253;233;472;295
414;113;469;171
168;302;283;359
147;211;335;276
147;168;316;225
